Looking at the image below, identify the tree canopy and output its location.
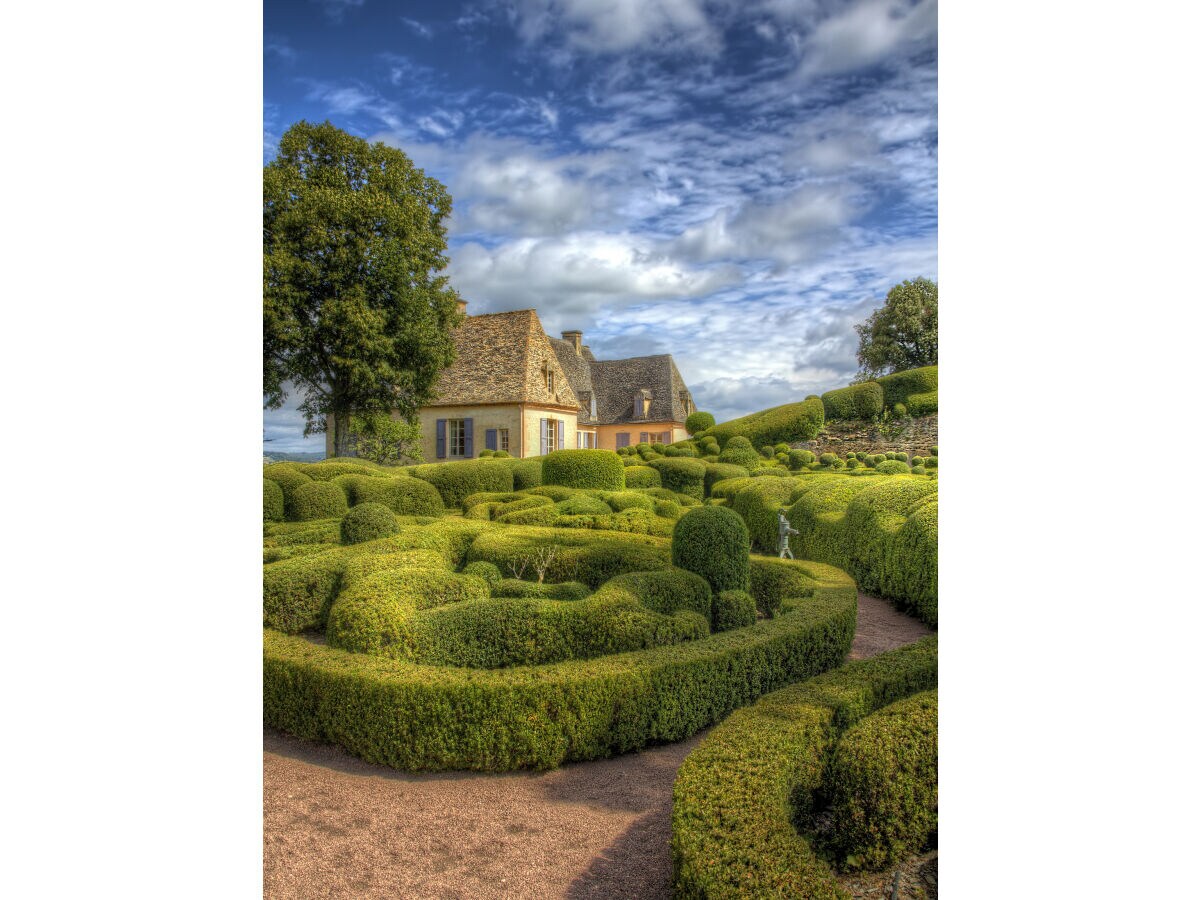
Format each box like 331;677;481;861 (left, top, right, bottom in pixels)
854;277;938;379
264;120;462;455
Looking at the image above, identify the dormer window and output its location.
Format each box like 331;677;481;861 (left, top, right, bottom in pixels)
634;390;652;418
590;394;597;418
547;369;555;392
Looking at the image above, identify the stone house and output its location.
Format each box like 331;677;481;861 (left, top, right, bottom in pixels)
328;303;696;460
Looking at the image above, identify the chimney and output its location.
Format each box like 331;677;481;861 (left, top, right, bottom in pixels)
456;299;468;315
562;330;583;355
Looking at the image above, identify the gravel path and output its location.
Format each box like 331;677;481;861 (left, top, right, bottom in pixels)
264;593;933;899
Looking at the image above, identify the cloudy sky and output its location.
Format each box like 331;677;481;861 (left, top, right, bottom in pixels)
264;0;937;453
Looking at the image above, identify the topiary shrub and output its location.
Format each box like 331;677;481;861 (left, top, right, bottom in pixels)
875;460;911;475
911;465;927;475
698;436;721;456
686;410;716;434
412;460;515;508
556;495;614;516
494;450;512;458
787;448;816;470
624;465;662;489
819;452;838;467
906;391;937;416
924;457;937;469
296;460;384;481
290;481;350;521
462;560;502;588
265;464;315;518
647;457;706;501
491;578;590;601
876;365;937;409
893;403;907;418
929;446;937;457
340;503;399;545
821;382;884;421
817;690;938;871
847;458;861;469
264;478;285;522
263;551;346;633
718;435;761;469
605;491;656;513
706;397;825;446
509;458;542;490
672;505;750;593
542;449;626;491
703;462;749;495
347;475;445;517
654;499;682;518
713;589;756;631
478;448;495;457
664;444;698;457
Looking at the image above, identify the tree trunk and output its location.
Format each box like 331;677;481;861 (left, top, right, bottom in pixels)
332;410;354;458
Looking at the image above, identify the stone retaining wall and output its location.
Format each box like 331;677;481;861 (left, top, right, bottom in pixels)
791;413;938;457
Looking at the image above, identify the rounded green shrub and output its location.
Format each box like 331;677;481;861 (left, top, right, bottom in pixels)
290;481;350;521
654;499;682;518
651;442;667;454
686;411;716;434
924;457;937;469
340;503;399;545
893;402;907;418
605;491;656;513
348;475;445;517
264;478;284;522
263;551;346;633
705;398;824;446
704;462;750;495
930;446;937;457
478;448;495;457
774;443;790;454
819;690;938;871
713;589;756;631
875;460;911;475
412;460;515;508
462;560;502;588
847;458;861;470
556;495;614;516
718;435;760;468
787;448;816;470
542;449;626;491
664;444;698;457
818;452;838;467
758;444;774;458
911;465;927;475
492;579;590;601
300;460;386;481
507;457;542;489
672;505;750;593
647;457;706;501
624;465;662;489
876;365;937;409
494;450;512;459
698;436;721;456
265;464;315;518
821;382;884;421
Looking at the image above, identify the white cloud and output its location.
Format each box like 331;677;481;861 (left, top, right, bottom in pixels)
311;0;365;24
401;17;434;39
511;0;725;56
798;0;937;77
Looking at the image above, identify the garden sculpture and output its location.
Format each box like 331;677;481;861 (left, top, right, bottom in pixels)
777;510;800;559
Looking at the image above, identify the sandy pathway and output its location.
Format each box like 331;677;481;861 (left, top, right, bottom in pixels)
264;593;932;899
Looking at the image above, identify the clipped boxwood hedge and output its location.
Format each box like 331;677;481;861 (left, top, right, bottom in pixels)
624;465;662;488
686;411;716;434
706;398;825;448
875;365;937;409
648;457;707;500
703;462;750;495
671;637;938;899
717;435;760;469
263;478;284;522
672;505;750;593
412;460;515;508
542;449;626;491
289;481;350;522
340;502;399;545
264;557;857;772
821;382;884;421
345;475;445;517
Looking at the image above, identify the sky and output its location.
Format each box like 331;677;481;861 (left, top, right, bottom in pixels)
263;0;937;453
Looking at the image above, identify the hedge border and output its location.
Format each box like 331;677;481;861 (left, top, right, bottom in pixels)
671;636;938;899
263;560;857;772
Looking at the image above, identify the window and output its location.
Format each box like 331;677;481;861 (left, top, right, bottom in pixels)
640;431;649;444
680;391;692;415
545;419;558;452
547;369;555;392
498;428;509;452
590;394;597;419
448;419;467;457
577;431;594;448
616;433;630;448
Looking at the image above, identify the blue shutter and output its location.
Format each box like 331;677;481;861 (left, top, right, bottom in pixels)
557;418;564;452
485;429;497;451
436;419;447;459
617;433;629;449
464;418;474;458
540;418;548;455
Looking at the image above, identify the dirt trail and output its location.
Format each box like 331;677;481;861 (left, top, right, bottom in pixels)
264;593;933;899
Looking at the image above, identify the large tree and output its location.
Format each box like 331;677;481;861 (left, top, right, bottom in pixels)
264;121;462;456
854;277;938;379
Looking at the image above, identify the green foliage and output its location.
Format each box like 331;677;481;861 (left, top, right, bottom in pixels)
874;460;911;475
264;478;284;522
462;560;502;588
704;462;750;495
787;449;816;470
706;397;825;447
892;403;907;418
494;450;512;458
671;638;938;898
686;411;716;434
605;491;657;513
466;526;671;587
264;463;315;519
713;590;756;631
698;436;721;456
264;560;857;771
556;495;614;516
664;444;698;457
648;457;707;501
263;121;461;455
854;279;938;380
821;382;884;421
263;551;345;633
542;449;626;491
819;453;838;467
508;457;543;490
718;435;761;469
349;412;425;464
624;465;662;489
412;459;515;508
729;478;806;553
343;475;445;517
340;503;399;545
905;390;937;416
875;365;938;409
818;691;938;871
298;460;385;481
492;578;590;601
290;481;350;521
672;506;750;594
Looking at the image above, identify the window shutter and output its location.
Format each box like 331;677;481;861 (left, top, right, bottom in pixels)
617;433;629;449
485;429;497;451
436;419;447;459
557;418;564;451
640;432;649;444
540;418;548;455
464;418;474;458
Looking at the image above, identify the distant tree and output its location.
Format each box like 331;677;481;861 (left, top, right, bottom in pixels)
854;278;938;379
264;121;462;456
350;412;424;465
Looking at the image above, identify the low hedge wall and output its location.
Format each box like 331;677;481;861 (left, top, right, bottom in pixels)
648;457;707;500
671;637;938;898
289;481;350;521
875;365;938;409
344;475;445;517
624;465;662;489
820;382;884;421
412;459;515;508
706;398;825;448
263;558;858;771
542;449;626;491
263;478;284;522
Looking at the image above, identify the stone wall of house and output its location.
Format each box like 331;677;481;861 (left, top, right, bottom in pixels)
790;413;938;457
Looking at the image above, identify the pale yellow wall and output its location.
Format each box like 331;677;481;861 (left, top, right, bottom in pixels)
417;405;524;460
521;406;580;458
595;422;683;450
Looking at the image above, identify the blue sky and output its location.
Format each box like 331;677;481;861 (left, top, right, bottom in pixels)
264;0;937;453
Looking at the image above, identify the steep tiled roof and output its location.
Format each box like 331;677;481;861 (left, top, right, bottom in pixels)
429;310;579;409
589;354;691;425
549;336;597;424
